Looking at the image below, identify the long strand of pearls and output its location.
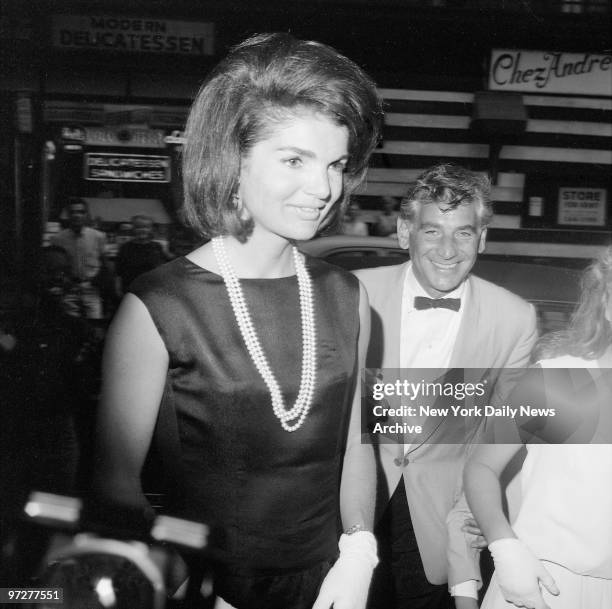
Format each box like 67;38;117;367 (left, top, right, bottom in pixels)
212;236;317;432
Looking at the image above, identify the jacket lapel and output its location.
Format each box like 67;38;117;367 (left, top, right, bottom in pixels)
379;263;407;369
449;275;484;368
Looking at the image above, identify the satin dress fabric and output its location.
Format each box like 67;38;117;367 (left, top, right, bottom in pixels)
130;255;360;608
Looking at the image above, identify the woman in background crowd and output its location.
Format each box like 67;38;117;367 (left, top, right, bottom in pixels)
464;245;612;609
93;33;383;609
114;214;167;294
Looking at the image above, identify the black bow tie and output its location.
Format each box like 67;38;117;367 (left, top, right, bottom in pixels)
413;296;461;312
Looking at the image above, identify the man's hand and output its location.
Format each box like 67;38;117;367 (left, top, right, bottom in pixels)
311;532;378;609
489;538;559;609
462;517;487;549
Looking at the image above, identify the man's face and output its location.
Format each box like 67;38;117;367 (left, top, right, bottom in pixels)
132;218;153;242
68;203;87;232
397;202;487;298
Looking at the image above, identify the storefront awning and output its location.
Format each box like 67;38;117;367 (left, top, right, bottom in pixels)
83;198;172;224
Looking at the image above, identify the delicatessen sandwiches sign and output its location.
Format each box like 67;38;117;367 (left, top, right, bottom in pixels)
84;153;171;183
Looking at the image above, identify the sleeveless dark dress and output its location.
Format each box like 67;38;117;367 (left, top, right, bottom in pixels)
129;255;360;608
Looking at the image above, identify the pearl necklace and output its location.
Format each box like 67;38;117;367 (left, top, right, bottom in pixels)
212;236;317;432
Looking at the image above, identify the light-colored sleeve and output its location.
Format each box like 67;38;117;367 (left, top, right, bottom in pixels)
491;302;538;405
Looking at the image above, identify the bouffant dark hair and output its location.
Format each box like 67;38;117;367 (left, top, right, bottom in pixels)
181;32;383;241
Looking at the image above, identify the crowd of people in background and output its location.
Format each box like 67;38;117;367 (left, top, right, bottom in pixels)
340;196;400;237
0;200;177;576
41;199;177;320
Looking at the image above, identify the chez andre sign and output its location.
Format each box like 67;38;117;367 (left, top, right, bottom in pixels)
489;49;611;97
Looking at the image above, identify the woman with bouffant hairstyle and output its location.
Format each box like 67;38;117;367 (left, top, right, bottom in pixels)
181;32;381;242
93;33;383;609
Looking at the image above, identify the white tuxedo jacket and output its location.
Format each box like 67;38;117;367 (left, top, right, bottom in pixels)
355;263;537;586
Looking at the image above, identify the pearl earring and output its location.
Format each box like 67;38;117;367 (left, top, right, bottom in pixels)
232;193;251;222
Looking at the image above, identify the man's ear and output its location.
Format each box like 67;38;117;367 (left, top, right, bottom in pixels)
397;218;412;250
478;227;488;254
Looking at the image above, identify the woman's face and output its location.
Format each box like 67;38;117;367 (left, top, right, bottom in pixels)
238;111;349;243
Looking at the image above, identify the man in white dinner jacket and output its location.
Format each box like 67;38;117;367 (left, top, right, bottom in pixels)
355;164;537;609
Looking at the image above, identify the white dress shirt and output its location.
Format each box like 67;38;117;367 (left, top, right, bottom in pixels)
400;263;466;370
51;226;107;281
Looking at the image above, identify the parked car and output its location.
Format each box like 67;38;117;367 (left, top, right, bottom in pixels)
299;235;584;335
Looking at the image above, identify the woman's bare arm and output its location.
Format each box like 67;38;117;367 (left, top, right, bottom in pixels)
340;281;375;531
463;443;522;543
92;294;169;512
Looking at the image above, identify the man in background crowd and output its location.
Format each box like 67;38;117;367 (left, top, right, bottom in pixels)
50;198;107;320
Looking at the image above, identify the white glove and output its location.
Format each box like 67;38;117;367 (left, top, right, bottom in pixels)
312;531;378;609
489;538;560;609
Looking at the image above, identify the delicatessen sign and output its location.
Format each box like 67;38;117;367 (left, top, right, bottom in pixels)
84;153;171;183
52;15;214;55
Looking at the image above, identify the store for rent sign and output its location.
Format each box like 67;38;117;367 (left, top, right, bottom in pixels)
489;49;612;96
84;153;171;183
558;187;607;227
52;15;214;55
